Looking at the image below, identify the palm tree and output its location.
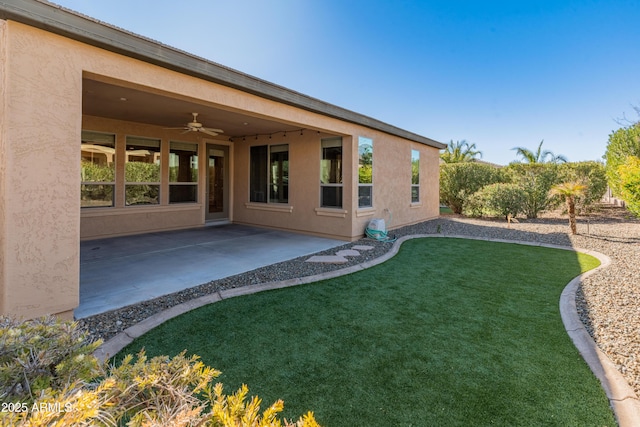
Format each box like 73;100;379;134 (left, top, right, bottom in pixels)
550;182;587;234
441;140;483;163
512;140;568;164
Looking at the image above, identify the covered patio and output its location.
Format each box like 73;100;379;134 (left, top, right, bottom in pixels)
77;224;344;318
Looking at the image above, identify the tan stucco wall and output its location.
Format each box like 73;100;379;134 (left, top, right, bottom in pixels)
0;21;82;318
232;134;355;239
0;20;441;318
0;21;7;316
349;131;440;238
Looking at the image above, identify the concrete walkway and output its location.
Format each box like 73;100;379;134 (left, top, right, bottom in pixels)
76;224;345;319
93;234;640;427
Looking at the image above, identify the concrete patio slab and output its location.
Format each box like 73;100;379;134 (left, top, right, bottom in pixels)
76;224;344;319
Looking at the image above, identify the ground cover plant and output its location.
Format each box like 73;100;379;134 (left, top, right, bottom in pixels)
119;238;616;426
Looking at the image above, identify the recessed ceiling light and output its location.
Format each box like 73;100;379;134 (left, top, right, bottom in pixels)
120;97;127;101
243;122;249;126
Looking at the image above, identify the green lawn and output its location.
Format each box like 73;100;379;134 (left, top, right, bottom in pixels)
119;238;616;426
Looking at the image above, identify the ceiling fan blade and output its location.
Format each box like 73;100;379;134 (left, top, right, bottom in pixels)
180;129;192;134
203;127;224;134
199;129;219;137
164;127;189;130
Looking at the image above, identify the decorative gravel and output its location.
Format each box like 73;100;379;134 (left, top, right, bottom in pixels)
78;206;640;395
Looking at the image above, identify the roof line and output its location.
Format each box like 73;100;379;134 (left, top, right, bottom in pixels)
0;0;445;149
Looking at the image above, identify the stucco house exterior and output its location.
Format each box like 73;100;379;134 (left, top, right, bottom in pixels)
0;0;445;320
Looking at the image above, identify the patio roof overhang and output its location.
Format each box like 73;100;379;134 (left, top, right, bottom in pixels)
0;0;446;149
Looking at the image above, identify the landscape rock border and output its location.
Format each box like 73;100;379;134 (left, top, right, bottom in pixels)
94;234;638;426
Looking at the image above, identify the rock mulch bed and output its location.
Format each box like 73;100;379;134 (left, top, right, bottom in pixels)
77;206;640;394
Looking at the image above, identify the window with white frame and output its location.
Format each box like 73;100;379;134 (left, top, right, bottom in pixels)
411;149;420;203
125;136;161;205
81;131;115;208
169;141;198;203
250;144;289;203
320;137;343;208
358;137;373;208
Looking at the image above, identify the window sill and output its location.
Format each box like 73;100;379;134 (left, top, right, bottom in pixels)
81;203;202;217
315;207;348;218
356;207;376;217
410;202;423;209
245;203;293;213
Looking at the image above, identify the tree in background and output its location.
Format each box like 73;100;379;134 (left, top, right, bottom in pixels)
550;182;587;234
440;140;483;163
512;140;568;164
558;161;608;214
604;122;640;200
505;163;561;218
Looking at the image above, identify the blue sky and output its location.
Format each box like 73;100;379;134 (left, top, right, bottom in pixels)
53;0;640;165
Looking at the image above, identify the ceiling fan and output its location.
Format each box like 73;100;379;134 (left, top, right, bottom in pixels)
167;113;224;137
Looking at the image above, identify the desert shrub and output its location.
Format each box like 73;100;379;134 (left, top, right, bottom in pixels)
617;156;640;217
559;161;608;213
506;163;562;218
0;316;103;404
463;183;527;219
0;316;321;427
439;162;506;214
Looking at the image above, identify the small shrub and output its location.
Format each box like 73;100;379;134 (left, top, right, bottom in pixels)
0;316;102;403
439;162;506;214
463;183;527;219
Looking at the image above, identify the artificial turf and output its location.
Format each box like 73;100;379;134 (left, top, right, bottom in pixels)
119;238;616;426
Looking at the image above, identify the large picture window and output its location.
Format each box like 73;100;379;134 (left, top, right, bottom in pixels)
81;131;116;208
125;136;161;205
250;144;289;203
320;137;343;208
169;141;198;203
411;149;420;203
358;137;373;208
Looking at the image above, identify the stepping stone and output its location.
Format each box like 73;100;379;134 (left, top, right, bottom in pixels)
352;245;374;251
305;255;348;264
336;249;361;257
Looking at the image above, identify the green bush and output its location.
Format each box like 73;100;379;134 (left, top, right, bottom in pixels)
0;316;321;427
439;162;506;214
604;122;640;198
559;161;608;213
505;163;561;218
81;160;115;182
463;183;527;219
617;156;640;217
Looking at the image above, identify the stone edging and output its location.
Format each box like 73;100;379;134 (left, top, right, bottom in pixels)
93;234;640;426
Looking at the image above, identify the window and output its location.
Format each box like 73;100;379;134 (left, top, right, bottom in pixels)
358;137;373;208
250;144;289;203
81;131;115;208
411;149;420;203
125;136;161;205
320;137;343;208
169;141;198;203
